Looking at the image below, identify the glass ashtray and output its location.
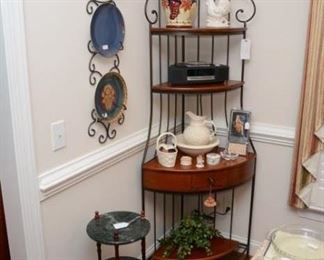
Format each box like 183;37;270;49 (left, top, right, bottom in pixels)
271;225;324;260
220;150;239;160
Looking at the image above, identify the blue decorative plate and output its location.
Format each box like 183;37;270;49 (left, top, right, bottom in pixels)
95;72;127;121
90;3;125;57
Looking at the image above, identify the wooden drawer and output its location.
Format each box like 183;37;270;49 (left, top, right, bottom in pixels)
143;152;256;193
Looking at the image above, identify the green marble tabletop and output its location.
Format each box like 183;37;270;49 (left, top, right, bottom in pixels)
86;211;150;245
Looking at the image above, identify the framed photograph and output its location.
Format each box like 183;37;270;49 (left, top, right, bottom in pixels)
228;109;251;144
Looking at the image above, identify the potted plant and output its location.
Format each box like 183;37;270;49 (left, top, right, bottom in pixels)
159;213;222;259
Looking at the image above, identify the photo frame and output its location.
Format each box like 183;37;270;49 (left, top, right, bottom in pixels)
228;109;251;144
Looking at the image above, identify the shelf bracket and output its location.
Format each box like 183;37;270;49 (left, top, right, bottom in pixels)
235;0;257;26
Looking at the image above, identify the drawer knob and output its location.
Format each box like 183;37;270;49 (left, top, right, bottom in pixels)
208;177;215;185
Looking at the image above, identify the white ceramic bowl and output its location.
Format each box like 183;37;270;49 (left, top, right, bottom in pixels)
176;134;220;156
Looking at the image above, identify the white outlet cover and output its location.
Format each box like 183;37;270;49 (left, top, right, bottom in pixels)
51;120;66;151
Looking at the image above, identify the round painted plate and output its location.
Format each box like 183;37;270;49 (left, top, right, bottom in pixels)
95;72;127;122
90;3;125;57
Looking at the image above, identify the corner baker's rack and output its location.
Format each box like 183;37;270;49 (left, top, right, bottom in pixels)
142;0;257;259
86;0;127;144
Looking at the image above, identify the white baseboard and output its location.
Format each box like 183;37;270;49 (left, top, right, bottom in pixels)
39;123;295;200
221;231;262;255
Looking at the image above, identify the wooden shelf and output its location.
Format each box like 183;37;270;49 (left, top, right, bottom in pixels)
152;237;239;260
152;81;244;94
151;27;246;36
143;150;256;193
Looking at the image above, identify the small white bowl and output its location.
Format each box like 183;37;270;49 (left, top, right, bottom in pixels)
206;153;221;165
176;134;220;156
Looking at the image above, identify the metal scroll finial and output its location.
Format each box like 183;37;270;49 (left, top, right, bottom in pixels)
145;0;159;25
235;0;256;25
86;0;116;14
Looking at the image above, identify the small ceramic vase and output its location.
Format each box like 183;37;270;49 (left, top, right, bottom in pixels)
161;0;197;28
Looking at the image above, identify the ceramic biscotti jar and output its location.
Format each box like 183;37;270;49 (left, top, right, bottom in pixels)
161;0;197;28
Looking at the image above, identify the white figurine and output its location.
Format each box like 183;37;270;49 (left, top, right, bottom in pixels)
196;155;205;168
206;0;231;27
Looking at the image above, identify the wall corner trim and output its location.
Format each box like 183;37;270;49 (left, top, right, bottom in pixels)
39;122;295;201
1;1;46;259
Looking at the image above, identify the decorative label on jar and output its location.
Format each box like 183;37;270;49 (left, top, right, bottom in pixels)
161;0;197;28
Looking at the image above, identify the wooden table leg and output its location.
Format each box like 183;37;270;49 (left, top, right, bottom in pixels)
96;242;102;260
114;244;120;260
141;238;146;260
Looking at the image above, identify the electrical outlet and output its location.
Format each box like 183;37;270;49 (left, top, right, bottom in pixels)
51;120;66;151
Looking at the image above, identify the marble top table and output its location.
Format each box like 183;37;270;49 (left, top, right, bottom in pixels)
87;211;150;260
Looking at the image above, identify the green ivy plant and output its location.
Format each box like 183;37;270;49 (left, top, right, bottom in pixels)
159;214;222;260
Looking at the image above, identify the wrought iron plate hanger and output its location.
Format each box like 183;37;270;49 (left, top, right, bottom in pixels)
86;0;127;144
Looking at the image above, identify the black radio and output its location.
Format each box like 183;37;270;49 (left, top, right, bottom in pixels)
168;62;229;85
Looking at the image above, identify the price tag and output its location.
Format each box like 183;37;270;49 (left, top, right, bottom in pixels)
102;44;109;50
240;39;251;60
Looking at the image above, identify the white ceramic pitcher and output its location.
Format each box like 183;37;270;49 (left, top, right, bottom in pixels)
183;111;217;146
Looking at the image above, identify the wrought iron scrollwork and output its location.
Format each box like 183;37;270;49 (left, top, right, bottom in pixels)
88;109;126;144
235;0;256;25
88;41;103;86
86;0;116;14
86;0;126;144
118;106;127;125
145;0;159;24
88;109;98;137
109;55;120;73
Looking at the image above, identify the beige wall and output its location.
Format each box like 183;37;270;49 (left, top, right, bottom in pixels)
22;0;324;260
24;0;151;173
24;0;309;174
41;154;144;260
